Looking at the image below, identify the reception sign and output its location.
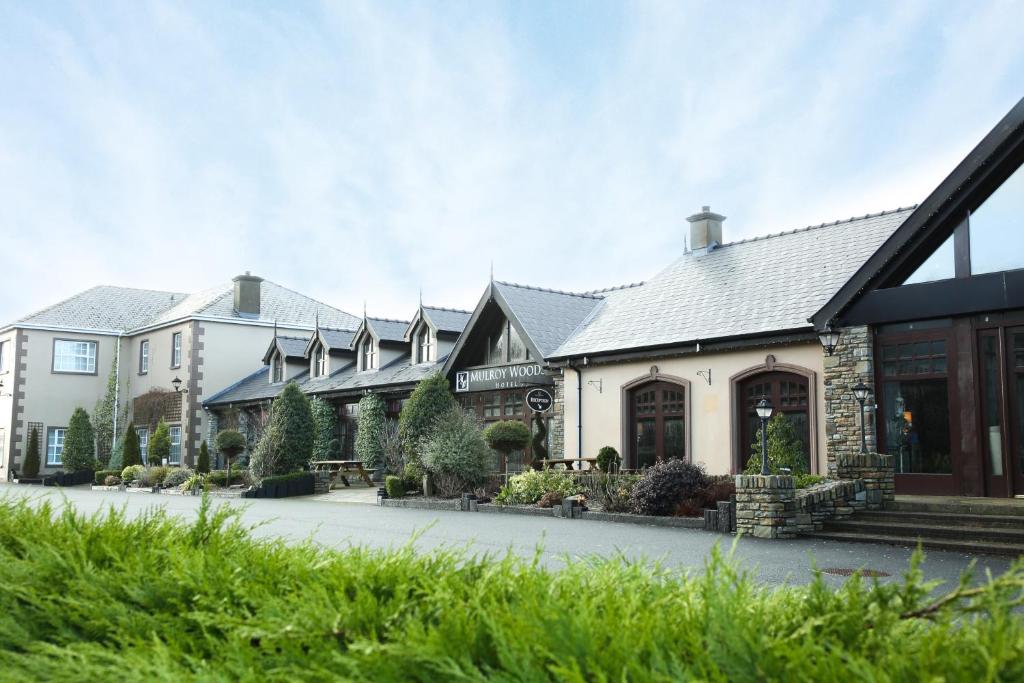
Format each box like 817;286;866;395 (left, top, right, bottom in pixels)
454;362;554;393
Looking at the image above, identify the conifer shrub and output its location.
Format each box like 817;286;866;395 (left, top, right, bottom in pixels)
268;382;313;473
148;420;171;467
197;442;210;474
355;393;386;470
629;458;708;516
310;397;336;462
422;407;492;497
248;431;275;483
121;424;141;468
61;408;97;473
399;372;455;475
596;446;620;473
22;427;41;479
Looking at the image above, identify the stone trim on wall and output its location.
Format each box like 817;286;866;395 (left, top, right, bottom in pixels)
10;330;28;468
185;322;205;467
823;326;876;476
550;371;565;459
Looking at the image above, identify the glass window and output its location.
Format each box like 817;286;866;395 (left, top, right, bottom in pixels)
882;379;952;474
504;392;523;417
508;324;527;362
272;352;283;383
169;426;181;465
46;427;66;466
487;324;507;366
53;340;97;373
137;428;149;462
970;162;1024;275
418;325;434;364
316;347;327;377
903;233;955;285
0;340;7;373
171;332;182;368
139;340;149;374
483;394;501;418
361;340;376;370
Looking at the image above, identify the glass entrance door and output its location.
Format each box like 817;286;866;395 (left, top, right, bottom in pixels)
976;325;1024;497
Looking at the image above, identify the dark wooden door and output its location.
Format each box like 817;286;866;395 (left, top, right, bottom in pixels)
629;381;685;469
738;372;811;472
1007;327;1024;494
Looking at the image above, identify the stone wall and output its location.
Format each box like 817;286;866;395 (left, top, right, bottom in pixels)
735;474;796;539
550;372;565;459
823;325;876;476
792;479;862;532
835;452;895;509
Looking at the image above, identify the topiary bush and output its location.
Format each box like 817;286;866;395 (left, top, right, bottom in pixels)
121;465;145;484
422;407;492;498
163;468;194;489
630;459;708;516
269;382;314;473
121;423;141;468
596;446;620;473
399;372;456;474
495;469;584;506
483;420;531;472
22;427;41;479
197;442;210;474
62;407;97;473
745;412;808;475
355;393;386;470
310;397;337;462
385;475;405;499
149;420;171;467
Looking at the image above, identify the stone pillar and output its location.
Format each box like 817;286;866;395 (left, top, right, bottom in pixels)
835;452;895;509
734;474;797;539
823;325;876;477
549;372;566;459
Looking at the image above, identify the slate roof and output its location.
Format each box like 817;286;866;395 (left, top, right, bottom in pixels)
551;208;914;358
5;279;359;334
492;281;606;357
320;328;356;351
276;335;311;359
366;317;410;344
12;286;186;332
422;306;472;334
204;366;310;406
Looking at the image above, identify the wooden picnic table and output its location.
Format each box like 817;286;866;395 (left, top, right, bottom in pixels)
539;457;599;471
310;460;375;489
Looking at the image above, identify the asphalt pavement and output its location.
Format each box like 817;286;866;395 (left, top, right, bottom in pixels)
2;483;1015;589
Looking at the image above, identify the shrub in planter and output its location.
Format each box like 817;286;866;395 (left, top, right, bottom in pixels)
94;470;120;485
483;421;531;472
163;468;194;489
207;466;249;488
22;427;41;479
630;459;708;516
596;446;620;473
495;469;584;506
422;407;493;498
103;475;122;487
248;430;275;484
385;475;405;499
121;464;145;484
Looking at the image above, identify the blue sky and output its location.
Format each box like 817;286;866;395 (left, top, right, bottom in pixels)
1;1;1022;324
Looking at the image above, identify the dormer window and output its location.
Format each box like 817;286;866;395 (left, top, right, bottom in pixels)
417;325;435;364
271;351;283;383
315;346;328;377
361;339;377;371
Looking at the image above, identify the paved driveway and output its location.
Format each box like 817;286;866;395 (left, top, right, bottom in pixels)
1;483;1014;588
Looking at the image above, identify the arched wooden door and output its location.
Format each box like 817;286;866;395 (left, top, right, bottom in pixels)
738;371;810;471
628;381;686;469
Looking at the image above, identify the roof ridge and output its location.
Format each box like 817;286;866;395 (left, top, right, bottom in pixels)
367;316;411;324
94;284;185;296
422;304;472;314
494;280;603;300
585;282;645;295
720;205;918;249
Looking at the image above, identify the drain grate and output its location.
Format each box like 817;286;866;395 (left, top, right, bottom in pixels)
821;567;890;578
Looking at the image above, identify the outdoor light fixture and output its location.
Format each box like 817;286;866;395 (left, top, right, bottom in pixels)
171;376;187;394
853;381;871;454
755;397;773;476
818;325;842;356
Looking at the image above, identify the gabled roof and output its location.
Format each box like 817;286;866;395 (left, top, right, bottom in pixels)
352;317;410;347
303;328;357;357
551;208;913;359
404;305;472;340
262;334;311;365
493;281;606;358
11;285;186;333
811;96;1024;328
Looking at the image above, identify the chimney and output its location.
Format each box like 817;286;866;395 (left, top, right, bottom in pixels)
686;205;726;252
232;272;263;318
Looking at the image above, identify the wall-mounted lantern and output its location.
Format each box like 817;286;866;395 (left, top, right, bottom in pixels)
817;325;842;356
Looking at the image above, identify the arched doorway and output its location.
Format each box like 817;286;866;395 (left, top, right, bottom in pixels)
737;371;811;472
627;379;688;469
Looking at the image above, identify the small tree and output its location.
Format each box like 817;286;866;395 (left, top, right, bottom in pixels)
483;420;531;473
422;407;493;497
248;430;275;483
379;419;404;476
197;441;211;474
93;363;118;467
530;412;548;470
745;412;808;475
121;423;142;468
268;382;314;473
22;427;41;478
310;397;336;462
62;407;97;472
355;393;386;470
149;419;171;467
399;372;455;476
215;430;246;486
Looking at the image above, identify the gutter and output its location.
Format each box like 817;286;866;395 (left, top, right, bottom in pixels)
567;358;586;461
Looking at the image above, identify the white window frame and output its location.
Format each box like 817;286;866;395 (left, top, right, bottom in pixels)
168;425;181;465
361;338;376;371
137;427;149;463
316;346;327;377
53;339;97;374
140;340;149;374
46;427;66;466
171;332;182;368
272;352;283;383
418;325;435;364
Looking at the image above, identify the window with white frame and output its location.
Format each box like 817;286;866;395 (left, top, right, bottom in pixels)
272;352;283;383
169;425;181;465
137;427;149;463
53;340;97;373
171;332;182;368
139;340;149;374
361;338;377;371
46;427;66;466
418;325;435;364
316;346;327;377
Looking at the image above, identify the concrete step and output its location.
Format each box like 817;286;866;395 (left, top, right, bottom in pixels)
823;518;1024;544
807;530;1024;557
887;497;1024;517
852;509;1024;529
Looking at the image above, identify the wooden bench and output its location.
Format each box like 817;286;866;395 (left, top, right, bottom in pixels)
310;460;375;489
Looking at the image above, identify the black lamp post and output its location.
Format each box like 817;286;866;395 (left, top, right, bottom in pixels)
853;381;871;454
818;325;842;356
755;397;773;475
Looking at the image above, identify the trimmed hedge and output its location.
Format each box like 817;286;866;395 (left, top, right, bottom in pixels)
248;472;314;499
94;470;121;486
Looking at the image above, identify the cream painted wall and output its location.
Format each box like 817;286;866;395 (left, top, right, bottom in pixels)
561;342;827;475
0;329;18;474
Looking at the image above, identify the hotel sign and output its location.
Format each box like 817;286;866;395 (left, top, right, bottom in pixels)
454;362;554;393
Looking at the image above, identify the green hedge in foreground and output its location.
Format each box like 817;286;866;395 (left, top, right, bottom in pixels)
0;497;1021;682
